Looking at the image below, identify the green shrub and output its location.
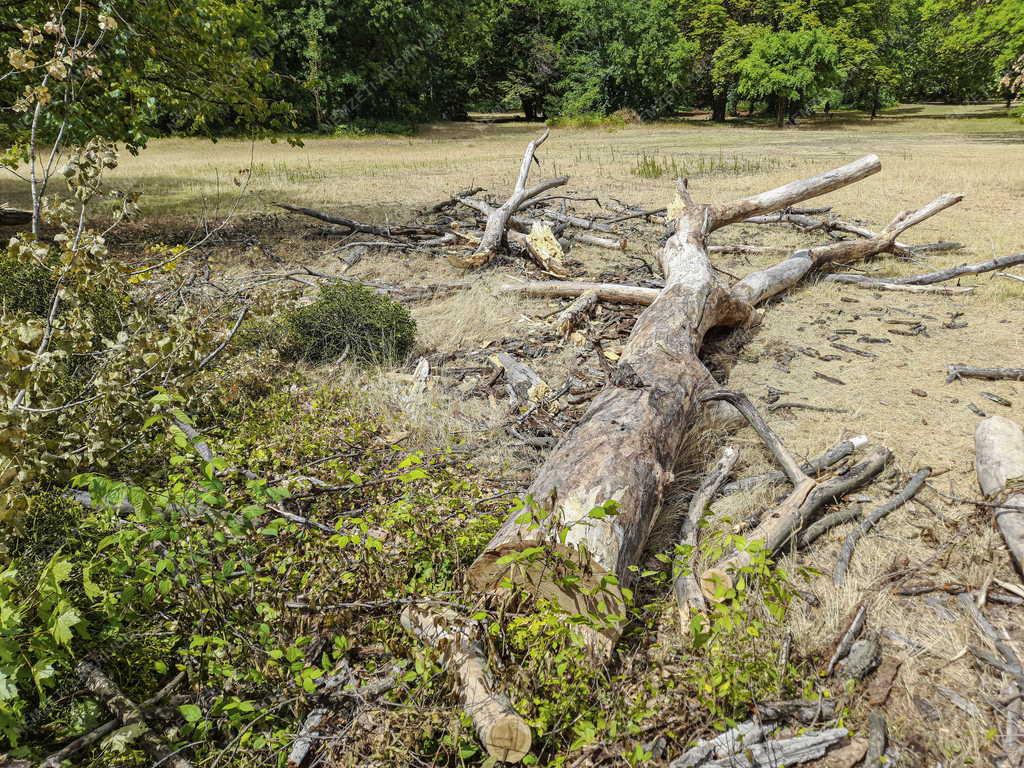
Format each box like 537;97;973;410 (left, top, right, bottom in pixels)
283;282;416;365
0;249;55;317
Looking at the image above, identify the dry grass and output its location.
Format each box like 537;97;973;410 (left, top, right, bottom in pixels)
6;102;1021;764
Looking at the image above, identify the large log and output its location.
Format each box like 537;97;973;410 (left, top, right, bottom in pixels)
467;155;959;655
0;205;32;227
401;607;532;762
975;416;1024;578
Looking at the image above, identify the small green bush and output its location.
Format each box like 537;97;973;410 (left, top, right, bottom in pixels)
0;248;125;341
0;249;55;316
283;282;416;365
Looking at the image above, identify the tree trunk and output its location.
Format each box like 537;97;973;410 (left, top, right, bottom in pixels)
468;156;967;656
974;416;1024;578
711;92;727;123
776;97;786;128
522;97;538;122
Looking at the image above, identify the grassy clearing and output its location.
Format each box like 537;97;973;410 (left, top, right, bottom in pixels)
7;103;1022;765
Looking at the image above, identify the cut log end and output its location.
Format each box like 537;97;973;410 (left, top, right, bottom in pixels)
480;713;533;762
699;568;733;602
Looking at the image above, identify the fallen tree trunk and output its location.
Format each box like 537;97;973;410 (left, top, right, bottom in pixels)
400;607;532;763
0;205;32;227
467;155;956;654
975;416;1024;578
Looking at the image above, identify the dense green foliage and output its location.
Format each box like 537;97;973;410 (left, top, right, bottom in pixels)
7;0;1020;136
282;283;417;365
256;0;1024;127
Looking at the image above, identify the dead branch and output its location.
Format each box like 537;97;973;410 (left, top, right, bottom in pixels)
76;660;193;768
799;505;863;548
720;435;868;496
699;391;889;597
822;278;973;295
674;446;739;630
825;252;1024;291
275;202;447;237
832;468;931;586
948;365;1024;383
555;291;598;337
450;130;568;268
502;280;659;305
40;671;185;768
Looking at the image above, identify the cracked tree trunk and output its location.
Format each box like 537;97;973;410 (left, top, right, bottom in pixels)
449;129;567;269
466;154;960;656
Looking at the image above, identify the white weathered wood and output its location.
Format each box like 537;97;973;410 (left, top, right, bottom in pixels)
450;130;568;268
555;291;598;337
975;416;1024;578
702;728;849;768
401;607;532;762
669;720;768;768
492;352;547;407
673;446;739;630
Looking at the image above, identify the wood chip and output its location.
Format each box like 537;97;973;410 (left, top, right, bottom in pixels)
866;656;903;705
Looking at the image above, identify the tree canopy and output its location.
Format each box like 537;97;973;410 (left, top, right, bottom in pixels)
5;0;1023;135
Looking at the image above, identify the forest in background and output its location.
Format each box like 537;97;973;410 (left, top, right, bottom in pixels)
3;0;1024;146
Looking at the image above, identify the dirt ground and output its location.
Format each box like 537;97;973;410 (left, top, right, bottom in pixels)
10;103;1022;764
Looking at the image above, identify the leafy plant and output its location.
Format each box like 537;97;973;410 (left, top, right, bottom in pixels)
279;282;417;365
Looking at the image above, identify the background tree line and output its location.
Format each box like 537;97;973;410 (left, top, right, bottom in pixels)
3;0;1023;152
260;0;1024;130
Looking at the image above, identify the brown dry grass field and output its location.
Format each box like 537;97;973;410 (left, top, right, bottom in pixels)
11;102;1022;764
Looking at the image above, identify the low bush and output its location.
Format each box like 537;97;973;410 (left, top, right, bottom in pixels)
281;282;416;365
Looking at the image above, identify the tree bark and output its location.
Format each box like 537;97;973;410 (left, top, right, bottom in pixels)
449;130;567;268
975;416;1024;578
466;155;960;655
711;92;727;123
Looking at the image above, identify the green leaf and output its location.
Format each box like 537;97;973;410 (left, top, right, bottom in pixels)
51;607;82;646
179;704;203;723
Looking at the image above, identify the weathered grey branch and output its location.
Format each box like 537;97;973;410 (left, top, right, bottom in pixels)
674;446;739;630
975;416;1024;578
948;365;1024;383
832;468;931;586
76;660;193;768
